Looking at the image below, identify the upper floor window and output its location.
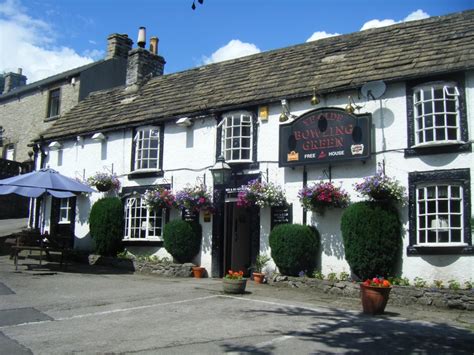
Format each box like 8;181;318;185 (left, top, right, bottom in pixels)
5;144;14;160
413;82;460;146
219;112;253;163
124;196;165;240
133;126;160;171
47;88;60;118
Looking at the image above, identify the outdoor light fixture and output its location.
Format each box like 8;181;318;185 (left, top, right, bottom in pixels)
92;132;106;141
176;117;193;127
137;27;146;48
345;95;362;114
48;141;62;150
279;99;297;122
310;87;320;106
210;155;232;185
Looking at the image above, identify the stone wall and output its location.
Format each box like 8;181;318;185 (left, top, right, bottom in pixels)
271;275;474;311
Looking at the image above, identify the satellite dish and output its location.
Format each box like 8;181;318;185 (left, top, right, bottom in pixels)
361;80;386;100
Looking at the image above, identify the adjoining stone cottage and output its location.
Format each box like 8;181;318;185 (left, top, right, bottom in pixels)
31;11;473;283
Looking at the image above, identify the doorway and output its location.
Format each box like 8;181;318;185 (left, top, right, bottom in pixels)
50;197;76;247
223;202;259;276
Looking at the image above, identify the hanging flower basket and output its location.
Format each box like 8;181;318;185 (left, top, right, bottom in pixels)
175;185;214;213
237;179;287;208
354;167;406;204
87;172;120;192
144;187;175;211
360;277;392;315
298;181;350;215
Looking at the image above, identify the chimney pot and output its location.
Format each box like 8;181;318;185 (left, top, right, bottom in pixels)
18;68;22;75
137;27;146;48
149;37;159;55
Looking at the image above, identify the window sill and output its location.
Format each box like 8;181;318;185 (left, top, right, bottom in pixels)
44;115;60;122
122;239;164;247
128;170;164;179
404;142;471;157
407;245;473;255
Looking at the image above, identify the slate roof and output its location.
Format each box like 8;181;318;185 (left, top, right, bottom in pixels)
40;10;474;141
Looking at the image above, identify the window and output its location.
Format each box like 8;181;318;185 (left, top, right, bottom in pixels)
59;198;71;223
408;169;472;254
0;126;3;147
219;112;253;163
5;144;14;160
47;88;60;118
124;196;165;240
405;74;469;156
133;127;160;171
413;83;460;146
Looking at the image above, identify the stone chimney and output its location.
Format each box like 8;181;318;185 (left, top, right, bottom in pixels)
126;27;166;89
3;68;27;94
106;33;133;60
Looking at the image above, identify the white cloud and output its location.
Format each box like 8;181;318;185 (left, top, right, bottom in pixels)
203;39;261;65
306;31;340;42
82;49;104;60
0;0;95;83
360;9;430;31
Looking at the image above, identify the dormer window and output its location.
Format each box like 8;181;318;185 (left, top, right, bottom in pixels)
413;82;460;146
218;111;253;163
47;88;60;118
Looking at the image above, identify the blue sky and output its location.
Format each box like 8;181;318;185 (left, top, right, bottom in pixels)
0;0;472;83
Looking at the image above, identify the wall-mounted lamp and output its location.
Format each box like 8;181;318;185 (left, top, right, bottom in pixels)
76;136;84;146
310;87;320;106
48;141;62;150
279;99;297;122
345;95;362;114
92;132;106;141
210;155;232;185
176;117;193;127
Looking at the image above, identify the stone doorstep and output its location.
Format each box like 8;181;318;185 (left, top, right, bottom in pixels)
269;276;474;312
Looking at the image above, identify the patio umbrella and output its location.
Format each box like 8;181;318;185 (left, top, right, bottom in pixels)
0;168;95;196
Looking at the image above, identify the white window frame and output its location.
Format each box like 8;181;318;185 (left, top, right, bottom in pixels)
47;88;61;118
133;126;160;172
412;82;462;147
415;183;465;247
219;111;253;163
123;196;165;241
59;198;71;224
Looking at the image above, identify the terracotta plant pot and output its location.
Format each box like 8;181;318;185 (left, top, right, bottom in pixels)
360;284;392;315
222;278;247;294
253;272;265;284
192;266;205;278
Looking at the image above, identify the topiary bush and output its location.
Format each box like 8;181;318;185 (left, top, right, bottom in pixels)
269;224;319;276
89;197;124;256
341;201;402;280
163;220;202;263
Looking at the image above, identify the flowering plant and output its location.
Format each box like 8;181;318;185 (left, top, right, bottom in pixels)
225;270;245;280
175;184;214;213
362;277;391;288
87;172;120;192
298;181;350;215
144;187;175;211
237;179;287;208
354;169;406;204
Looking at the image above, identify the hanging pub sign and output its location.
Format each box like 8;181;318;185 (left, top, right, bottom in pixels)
279;108;371;167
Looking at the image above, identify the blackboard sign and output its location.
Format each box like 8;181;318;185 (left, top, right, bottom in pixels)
279;108;371;167
182;208;199;222
271;204;293;230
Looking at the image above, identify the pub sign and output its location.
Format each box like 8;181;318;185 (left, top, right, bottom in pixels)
279;108;371;167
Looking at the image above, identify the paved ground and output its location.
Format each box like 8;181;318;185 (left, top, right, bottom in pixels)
0;218;28;237
0;254;473;354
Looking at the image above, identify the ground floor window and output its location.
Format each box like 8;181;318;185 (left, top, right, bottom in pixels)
124;196;165;240
408;168;472;254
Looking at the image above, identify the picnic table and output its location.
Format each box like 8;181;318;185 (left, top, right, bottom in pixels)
10;229;72;271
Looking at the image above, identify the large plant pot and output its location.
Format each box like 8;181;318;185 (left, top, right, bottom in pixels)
222;278;247;294
253;272;265;284
360;284;391;315
192;266;205;278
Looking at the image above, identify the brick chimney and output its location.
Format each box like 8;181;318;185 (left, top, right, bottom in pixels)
126;27;166;89
106;33;133;60
3;68;27;94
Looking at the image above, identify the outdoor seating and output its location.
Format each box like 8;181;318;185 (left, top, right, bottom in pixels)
11;229;72;271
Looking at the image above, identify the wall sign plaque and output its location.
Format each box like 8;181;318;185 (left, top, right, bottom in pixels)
271;204;293;231
279;108;371;167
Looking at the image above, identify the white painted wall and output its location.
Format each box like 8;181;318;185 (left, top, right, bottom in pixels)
41;71;473;284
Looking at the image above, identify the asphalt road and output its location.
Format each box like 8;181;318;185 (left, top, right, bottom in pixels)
0;255;473;354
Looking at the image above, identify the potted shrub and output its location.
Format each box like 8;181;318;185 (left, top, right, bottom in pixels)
298;181;350;215
89;197;124;256
88;172;121;192
237;179;287;208
354;168;406;204
222;270;247;294
144;187;175;211
360;277;392;315
163;220;202;263
252;254;271;284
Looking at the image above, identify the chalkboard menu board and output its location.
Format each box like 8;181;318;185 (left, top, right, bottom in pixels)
271;204;293;230
182;208;199;223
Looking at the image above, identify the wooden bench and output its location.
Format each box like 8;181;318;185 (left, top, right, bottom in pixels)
11;230;72;271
